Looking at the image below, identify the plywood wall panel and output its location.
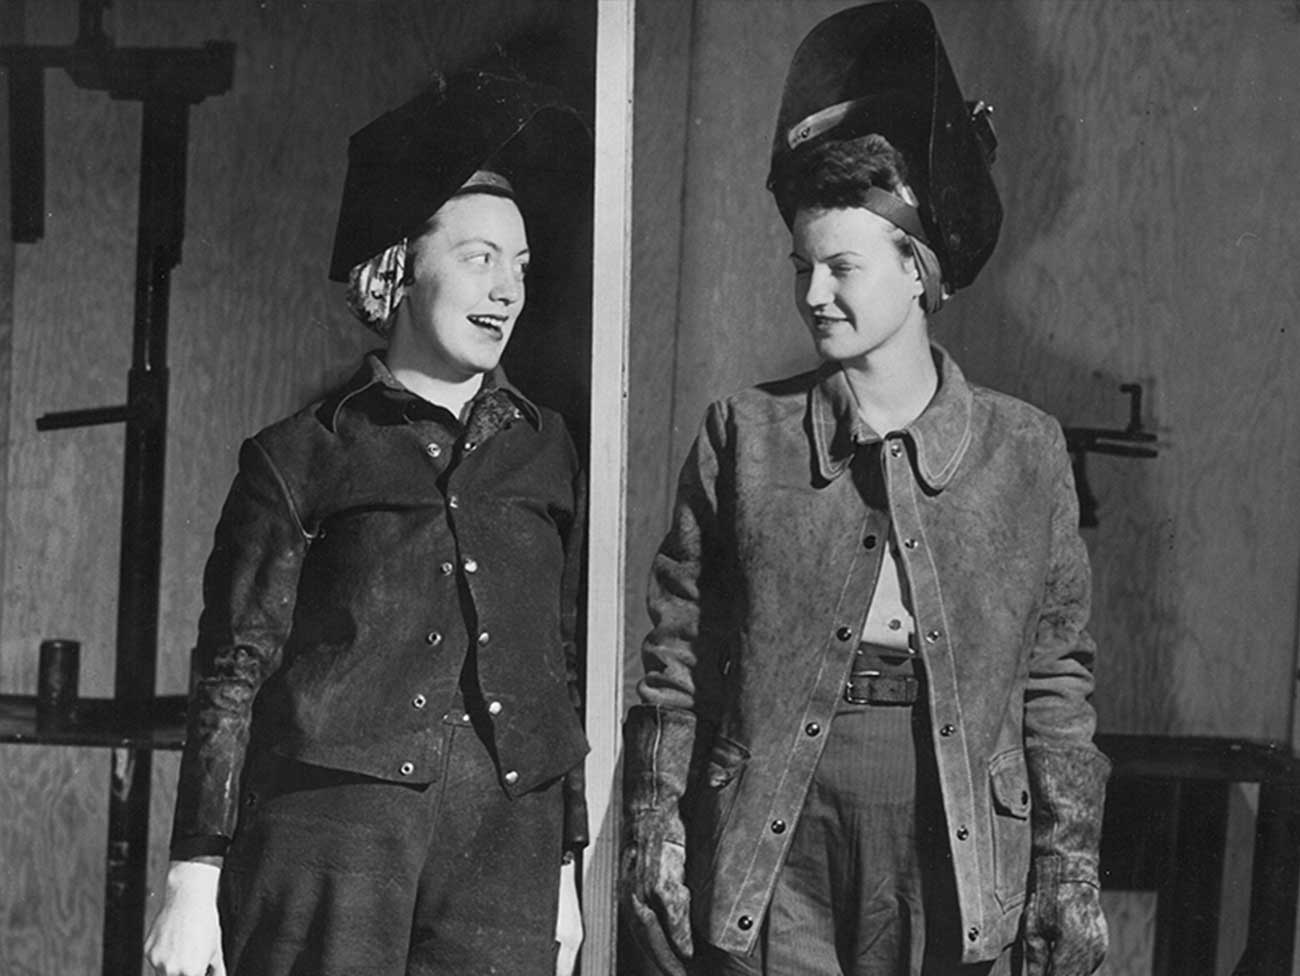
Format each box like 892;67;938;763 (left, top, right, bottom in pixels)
0;747;106;976
0;0;17;683
933;0;1300;741
624;0;697;665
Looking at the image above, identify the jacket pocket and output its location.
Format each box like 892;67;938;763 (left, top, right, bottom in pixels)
988;748;1032;910
687;735;751;883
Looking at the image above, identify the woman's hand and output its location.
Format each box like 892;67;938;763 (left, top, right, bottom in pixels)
554;856;583;976
144;860;226;976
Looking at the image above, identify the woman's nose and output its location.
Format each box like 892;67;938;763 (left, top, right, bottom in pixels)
802;266;832;308
491;267;524;305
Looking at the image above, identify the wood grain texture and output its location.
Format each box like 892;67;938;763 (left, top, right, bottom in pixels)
0;2;593;973
0;746;107;976
624;0;697;683
0;0;21;671
935;0;1300;743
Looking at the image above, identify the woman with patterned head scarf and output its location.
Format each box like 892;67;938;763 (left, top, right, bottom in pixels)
145;64;591;976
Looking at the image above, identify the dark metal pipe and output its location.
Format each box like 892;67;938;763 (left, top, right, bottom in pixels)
103;746;152;976
35;403;133;430
103;94;188;976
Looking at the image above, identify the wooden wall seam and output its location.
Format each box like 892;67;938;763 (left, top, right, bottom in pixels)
661;0;701;530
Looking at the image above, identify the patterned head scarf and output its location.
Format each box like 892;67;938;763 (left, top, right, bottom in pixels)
344;170;515;337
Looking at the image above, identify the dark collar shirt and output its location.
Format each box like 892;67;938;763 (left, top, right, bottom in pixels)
171;352;589;859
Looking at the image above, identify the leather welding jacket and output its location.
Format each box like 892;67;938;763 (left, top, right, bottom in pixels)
637;345;1102;962
170;352;589;859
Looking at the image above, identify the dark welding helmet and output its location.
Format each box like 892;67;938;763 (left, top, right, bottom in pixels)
767;0;1001;292
328;66;592;282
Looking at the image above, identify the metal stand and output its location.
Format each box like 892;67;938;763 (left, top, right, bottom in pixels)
1;3;233;973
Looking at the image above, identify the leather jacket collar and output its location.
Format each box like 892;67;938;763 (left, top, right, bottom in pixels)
809;343;974;491
320;351;542;433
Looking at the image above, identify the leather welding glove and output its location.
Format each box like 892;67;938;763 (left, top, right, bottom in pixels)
621;704;697;976
1022;746;1112;976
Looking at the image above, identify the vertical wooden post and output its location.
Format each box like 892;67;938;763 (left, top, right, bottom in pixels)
0;0;22;654
584;1;634;971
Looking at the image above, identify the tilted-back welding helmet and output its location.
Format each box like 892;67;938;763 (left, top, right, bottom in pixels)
767;0;1001;293
329;64;591;284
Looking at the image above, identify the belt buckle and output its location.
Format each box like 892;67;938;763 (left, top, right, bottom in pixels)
844;671;918;706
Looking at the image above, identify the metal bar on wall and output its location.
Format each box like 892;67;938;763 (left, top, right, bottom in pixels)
584;0;634;971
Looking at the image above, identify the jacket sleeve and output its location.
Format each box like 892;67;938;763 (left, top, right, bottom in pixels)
561;463;590;855
1024;422;1102;752
170;436;309;859
637;401;733;723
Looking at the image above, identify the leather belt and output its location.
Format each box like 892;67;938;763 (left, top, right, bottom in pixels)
845;641;919;706
844;671;919;706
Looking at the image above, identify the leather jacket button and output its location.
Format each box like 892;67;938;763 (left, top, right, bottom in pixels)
804;722;821;737
903;538;918;550
504;770;519;785
464;440;477;453
488;700;503;716
737;915;754;931
412;694;427;709
967;926;980;942
889;441;903;458
399;762;415;776
477;631;491;646
926;629;941;643
770;820;786;834
448;494;460;509
863;534;878;549
939;723;956;737
956;826;970;841
426;631;443;646
463;557;479;573
835;626;853;641
425;443;442;459
439;561;454;575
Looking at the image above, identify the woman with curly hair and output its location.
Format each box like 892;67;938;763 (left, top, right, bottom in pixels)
621;4;1110;975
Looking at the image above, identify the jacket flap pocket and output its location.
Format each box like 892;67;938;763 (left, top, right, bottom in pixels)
989;749;1031;819
704;735;751;788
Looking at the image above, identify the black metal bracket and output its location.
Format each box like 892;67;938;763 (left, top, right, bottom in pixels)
2;0;234;244
1063;383;1160;528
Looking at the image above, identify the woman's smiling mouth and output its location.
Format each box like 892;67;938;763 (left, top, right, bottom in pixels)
468;313;507;337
